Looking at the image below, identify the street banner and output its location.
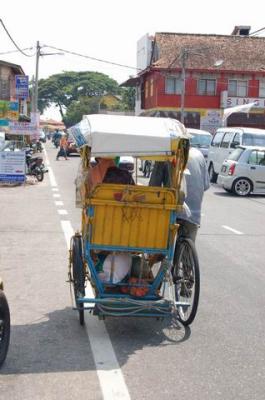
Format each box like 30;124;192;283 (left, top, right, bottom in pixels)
8;121;37;136
15;75;29;99
30;112;40;140
0;151;26;183
0;100;19;125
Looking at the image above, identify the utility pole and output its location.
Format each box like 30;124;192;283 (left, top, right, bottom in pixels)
180;49;187;124
32;42;64;115
33;41;41;113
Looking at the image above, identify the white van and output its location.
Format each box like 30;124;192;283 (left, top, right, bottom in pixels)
207;127;265;182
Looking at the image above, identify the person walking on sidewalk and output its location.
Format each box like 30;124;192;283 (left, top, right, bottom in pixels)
56;134;68;160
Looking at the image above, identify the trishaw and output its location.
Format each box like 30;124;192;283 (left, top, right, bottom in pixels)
68;115;200;327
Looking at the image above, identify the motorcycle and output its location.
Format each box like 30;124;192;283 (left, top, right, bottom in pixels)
0;279;10;368
25;149;45;182
36;141;43;152
52;136;60;148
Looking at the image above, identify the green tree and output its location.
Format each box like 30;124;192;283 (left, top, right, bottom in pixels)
63;96;101;127
38;71;120;119
120;87;135;110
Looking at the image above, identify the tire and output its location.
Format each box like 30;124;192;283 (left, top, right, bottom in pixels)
208;163;218;183
0;290;10;368
173;238;200;326
34;168;44;182
71;236;85;325
232;177;252;196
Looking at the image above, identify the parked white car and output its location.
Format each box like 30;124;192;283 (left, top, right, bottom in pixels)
208;127;265;183
217;146;265;196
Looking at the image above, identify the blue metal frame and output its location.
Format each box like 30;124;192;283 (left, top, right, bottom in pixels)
74;206;178;317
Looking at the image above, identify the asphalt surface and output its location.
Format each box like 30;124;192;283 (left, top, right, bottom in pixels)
0;141;264;400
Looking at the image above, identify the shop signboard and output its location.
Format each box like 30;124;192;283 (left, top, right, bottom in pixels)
15;75;29;99
0;100;19;126
0;151;25;183
9;121;37;136
200;110;222;134
220;91;264;109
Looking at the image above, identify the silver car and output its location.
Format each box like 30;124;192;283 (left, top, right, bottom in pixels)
217;146;265;196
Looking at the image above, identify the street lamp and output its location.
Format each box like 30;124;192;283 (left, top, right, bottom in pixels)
179;48;223;124
32;41;64;113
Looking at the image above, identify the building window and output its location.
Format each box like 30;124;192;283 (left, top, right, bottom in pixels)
198;79;216;95
150;79;153;97
145;81;149;99
259;80;265;98
228;80;247;97
165;76;181;94
0;79;10;100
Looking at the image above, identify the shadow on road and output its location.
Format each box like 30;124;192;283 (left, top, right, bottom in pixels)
1;307;190;375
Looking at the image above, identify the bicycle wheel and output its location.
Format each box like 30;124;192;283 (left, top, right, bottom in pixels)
71;235;85;325
0;290;10;367
173;238;200;326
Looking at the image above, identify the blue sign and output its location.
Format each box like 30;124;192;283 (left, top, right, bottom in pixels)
0;174;25;182
0;151;25;183
15;75;29;99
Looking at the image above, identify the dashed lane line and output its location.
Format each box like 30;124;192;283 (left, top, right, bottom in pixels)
43;147;58;188
222;225;244;235
58;209;68;215
55;201;64;206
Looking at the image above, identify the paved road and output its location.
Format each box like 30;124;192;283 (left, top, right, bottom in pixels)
0;141;264;400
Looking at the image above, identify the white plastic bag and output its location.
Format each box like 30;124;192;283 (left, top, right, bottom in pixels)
99;253;132;283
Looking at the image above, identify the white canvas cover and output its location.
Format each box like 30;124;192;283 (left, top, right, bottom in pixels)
68;114;189;156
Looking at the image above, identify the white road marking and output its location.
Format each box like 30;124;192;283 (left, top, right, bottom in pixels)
55;200;64;206
53;193;61;198
46;145;131;399
61;220;74;249
60;219;131;399
43;147;58;188
222;225;244;235
52;188;59;191
58;209;68;215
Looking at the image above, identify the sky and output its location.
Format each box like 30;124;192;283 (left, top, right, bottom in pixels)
1;0;265;120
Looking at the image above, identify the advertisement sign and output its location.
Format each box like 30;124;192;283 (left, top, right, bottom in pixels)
0;100;19;124
9;121;37;136
30;112;40;140
200;110;222;134
0;151;25;183
220;91;265;109
15;75;29;99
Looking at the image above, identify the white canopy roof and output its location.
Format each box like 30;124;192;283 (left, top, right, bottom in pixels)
68;114;189;156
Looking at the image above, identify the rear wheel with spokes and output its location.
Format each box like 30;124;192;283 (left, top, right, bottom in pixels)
173;238;200;326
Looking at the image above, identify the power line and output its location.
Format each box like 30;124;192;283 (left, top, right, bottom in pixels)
0;19;35;57
43;44;141;71
249;27;265;36
0;47;34;56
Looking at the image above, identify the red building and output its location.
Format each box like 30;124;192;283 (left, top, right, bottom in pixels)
123;26;265;132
